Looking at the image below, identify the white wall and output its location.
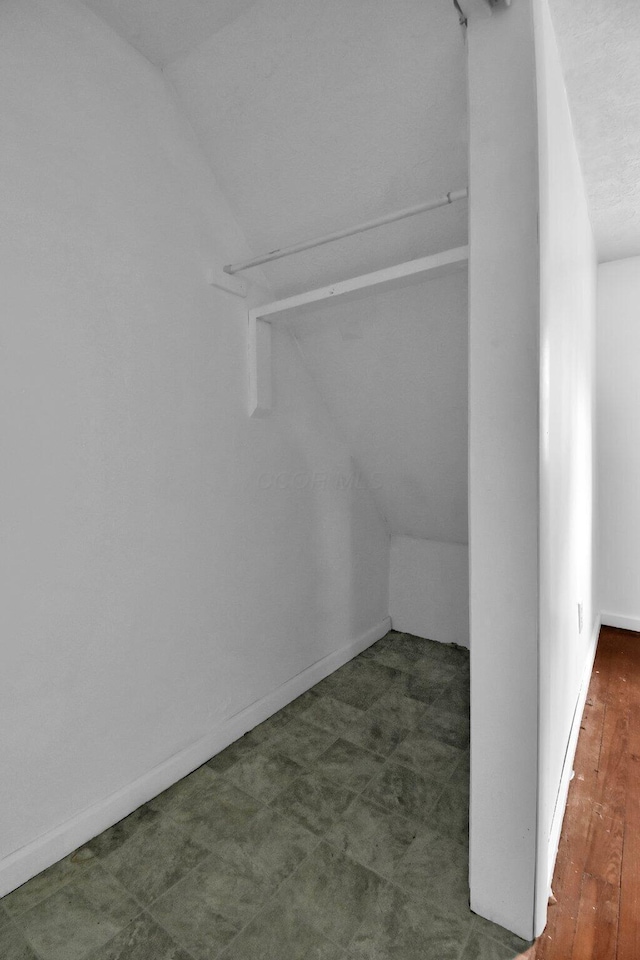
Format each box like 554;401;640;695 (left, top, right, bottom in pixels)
467;0;542;940
389;537;469;646
291;270;469;644
597;256;640;630
534;0;599;928
467;0;598;939
0;0;389;895
292;273;469;542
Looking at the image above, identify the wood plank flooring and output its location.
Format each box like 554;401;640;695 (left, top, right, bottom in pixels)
525;626;640;960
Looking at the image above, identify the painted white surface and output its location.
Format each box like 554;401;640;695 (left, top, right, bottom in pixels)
249;248;468;419
534;0;599;929
207;267;247;298
389;537;469;647
292;271;469;543
80;0;640;268
80;0;262;67
251;247;469;323
0;0;389;891
164;0;468;298
248;317;272;418
467;0;541;940
597;256;640;625
601;612;640;634
549;0;640;262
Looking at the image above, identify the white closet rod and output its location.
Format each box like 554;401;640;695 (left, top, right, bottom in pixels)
224;187;468;275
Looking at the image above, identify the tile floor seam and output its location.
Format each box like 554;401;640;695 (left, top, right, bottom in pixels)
272;765;372;838
12;874;147;960
77;909;203;960
86;811;221;913
135;848;222;913
327;749;465;837
223;750;426;951
481;924;533;955
3;914;49;960
338;788;425;833
8;859;149;948
73;808;282;959
135;780;342;958
116;796;275;915
378;758;457;820
142;868;247;960
300;746;463;890
2;866;81;923
209;833;330;959
340;868;474;956
385;838;462;898
371;745;467;784
307;741;392;795
136;908;201;960
454;919;475;960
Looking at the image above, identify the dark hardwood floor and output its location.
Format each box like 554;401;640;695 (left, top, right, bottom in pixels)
525;625;640;960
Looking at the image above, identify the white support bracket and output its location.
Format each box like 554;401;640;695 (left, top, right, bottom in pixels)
461;0;511;21
207;267;248;298
246;246;469;418
248;314;272;417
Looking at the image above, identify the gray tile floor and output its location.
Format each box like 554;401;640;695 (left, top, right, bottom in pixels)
0;631;532;960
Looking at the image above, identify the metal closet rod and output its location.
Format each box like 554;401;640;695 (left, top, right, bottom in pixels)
223;187;468;275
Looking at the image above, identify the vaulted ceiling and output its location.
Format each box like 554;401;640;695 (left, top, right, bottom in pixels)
79;0;469;297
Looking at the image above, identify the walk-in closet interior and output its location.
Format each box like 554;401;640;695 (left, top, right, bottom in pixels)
2;0;600;954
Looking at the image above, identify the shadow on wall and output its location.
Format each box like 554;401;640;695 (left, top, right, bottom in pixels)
270;326;390;654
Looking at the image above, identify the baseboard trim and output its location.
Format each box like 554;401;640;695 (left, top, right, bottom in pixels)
601;612;640;634
546;613;601;888
0;616;390;898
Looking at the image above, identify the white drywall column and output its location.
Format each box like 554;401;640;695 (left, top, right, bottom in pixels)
467;0;542;939
534;0;598;929
598;256;640;630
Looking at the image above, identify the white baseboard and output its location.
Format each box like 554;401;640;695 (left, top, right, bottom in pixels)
546;614;601;888
0;616;390;898
601;612;640;634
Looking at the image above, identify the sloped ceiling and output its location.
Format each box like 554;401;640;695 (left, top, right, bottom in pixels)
77;0;468;297
79;0;263;67
163;0;469;297
550;0;640;262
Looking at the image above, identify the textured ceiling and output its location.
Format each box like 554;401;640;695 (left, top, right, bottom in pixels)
550;0;640;262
